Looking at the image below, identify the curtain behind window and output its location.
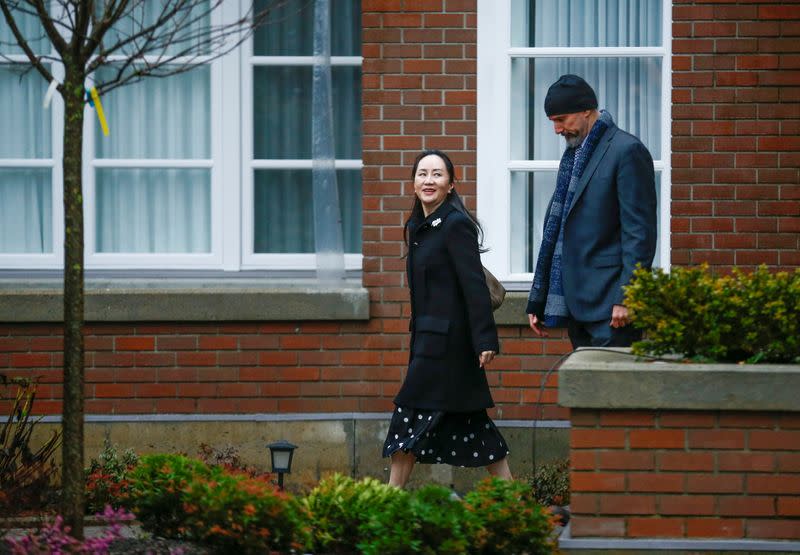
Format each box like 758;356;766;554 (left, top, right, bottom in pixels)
0;66;52;253
525;57;662;161
0;169;52;253
0;9;48;55
509;0;662;273
254;0;360;56
523;0;663;160
252;0;362;255
93;66;211;253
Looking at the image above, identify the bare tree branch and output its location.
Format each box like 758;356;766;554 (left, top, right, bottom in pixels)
72;0;92;54
54;0;78;37
0;0;57;86
84;0;130;60
27;0;69;56
87;0;213;71
84;0;279;96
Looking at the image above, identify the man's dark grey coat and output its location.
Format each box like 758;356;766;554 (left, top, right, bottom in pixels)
529;119;658;323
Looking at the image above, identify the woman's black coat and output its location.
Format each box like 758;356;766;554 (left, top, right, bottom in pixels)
393;198;500;413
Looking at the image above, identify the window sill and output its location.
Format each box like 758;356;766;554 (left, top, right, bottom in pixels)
0;277;369;322
492;292;531;326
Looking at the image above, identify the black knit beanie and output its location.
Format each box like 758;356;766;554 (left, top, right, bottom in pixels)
544;74;598;116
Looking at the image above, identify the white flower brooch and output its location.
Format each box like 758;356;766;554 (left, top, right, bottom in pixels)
431;218;442;228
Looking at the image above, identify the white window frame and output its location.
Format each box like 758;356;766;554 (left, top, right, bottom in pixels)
1;0;364;273
85;2;230;270
241;50;363;271
476;0;671;284
0;57;64;269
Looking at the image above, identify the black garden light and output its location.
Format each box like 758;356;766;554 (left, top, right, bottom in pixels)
266;439;297;490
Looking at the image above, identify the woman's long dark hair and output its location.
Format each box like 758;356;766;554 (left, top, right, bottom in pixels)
403;149;487;252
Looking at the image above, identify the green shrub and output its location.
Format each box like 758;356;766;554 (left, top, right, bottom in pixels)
180;466;301;553
530;458;570;507
347;485;413;555
125;454;213;538
299;473;407;554
359;484;474;555
464;477;556;555
408;485;476;555
625;265;800;363
126;454;302;553
85;438;138;514
301;476;482;555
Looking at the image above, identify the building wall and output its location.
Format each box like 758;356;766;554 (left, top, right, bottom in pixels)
569;408;800;541
0;1;566;478
1;0;799;483
360;0;570;422
672;1;800;270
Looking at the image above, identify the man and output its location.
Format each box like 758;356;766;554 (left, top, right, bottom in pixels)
526;74;657;348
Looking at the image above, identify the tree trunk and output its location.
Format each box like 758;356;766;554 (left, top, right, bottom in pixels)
61;68;86;539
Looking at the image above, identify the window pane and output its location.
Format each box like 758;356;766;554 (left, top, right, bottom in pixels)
96;168;211;253
0;169;52;253
254;169;361;254
100;0;211;56
0;8;49;55
253;66;361;159
0;66;51;158
510;57;661;161
253;0;361;56
511;0;662;47
95;66;210;159
510;171;555;274
510;171;661;273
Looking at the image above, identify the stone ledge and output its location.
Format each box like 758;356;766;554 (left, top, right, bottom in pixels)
0;280;370;322
492;291;530;326
559;348;800;412
558;522;800;553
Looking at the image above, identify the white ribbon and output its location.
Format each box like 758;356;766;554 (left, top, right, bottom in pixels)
43;78;58;109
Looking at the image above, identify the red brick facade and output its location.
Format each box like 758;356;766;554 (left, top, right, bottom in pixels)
569;409;800;540
0;316;561;418
0;0;572;421
360;0;571;421
672;1;800;271
1;0;799;545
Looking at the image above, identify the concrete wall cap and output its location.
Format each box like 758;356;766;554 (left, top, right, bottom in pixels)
0;279;370;322
559;348;800;412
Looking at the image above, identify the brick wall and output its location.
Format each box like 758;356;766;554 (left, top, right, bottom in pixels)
672;1;800;271
0;0;565;422
361;0;569;422
4;2;797;428
569;409;800;540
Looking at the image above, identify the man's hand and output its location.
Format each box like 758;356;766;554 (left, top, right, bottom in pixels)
479;351;496;367
610;304;629;328
528;313;549;337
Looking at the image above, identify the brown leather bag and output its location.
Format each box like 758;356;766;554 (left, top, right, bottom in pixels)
483;266;506;311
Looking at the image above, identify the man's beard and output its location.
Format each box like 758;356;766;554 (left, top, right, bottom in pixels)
563;133;582;148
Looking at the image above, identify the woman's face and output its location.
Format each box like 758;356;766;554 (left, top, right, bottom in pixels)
414;154;452;215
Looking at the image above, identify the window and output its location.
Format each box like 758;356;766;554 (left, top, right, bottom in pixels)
243;0;362;270
0;10;60;269
0;1;362;272
477;0;670;283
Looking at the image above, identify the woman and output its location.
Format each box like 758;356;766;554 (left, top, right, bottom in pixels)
383;149;512;487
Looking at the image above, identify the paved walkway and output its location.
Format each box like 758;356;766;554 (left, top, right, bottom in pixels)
2;522;141;540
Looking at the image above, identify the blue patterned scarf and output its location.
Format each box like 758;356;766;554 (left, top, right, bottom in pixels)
527;110;613;327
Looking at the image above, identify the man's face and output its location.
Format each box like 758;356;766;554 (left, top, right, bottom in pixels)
549;110;593;148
